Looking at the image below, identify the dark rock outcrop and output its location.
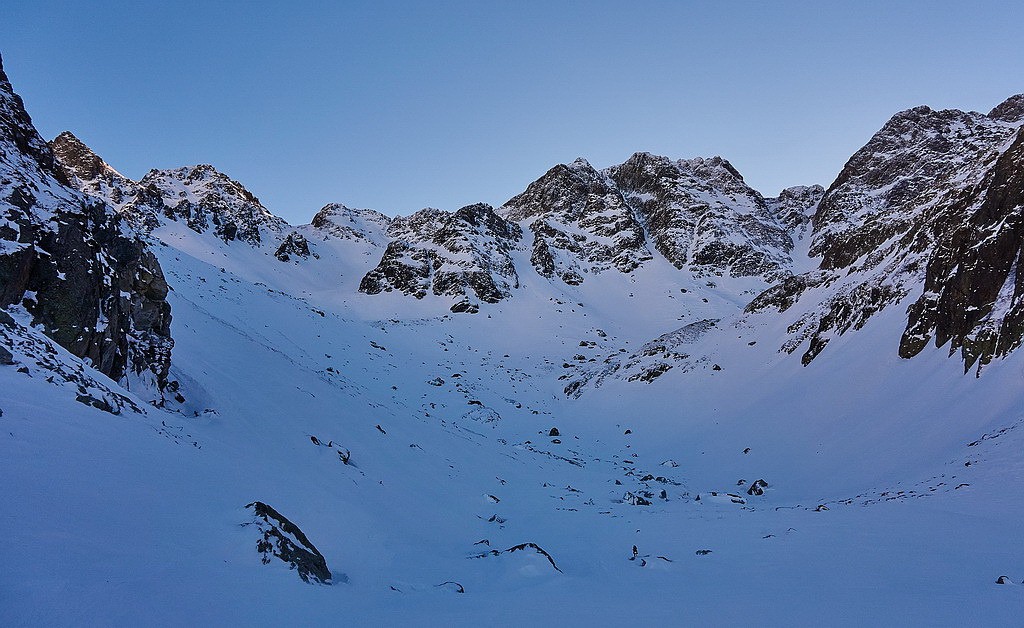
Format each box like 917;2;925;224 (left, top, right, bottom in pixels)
900;124;1024;371
471;541;563;573
359;203;522;305
0;53;174;393
244;501;333;585
50;131;135;206
274;231;315;261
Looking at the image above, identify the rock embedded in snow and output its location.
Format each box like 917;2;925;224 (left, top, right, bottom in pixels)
244;501;333;585
274;231;315;261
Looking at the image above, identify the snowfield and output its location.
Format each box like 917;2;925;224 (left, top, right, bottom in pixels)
3;219;1023;626
3;58;1024;624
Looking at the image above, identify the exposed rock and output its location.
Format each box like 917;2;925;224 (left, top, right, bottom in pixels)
359;203;522;305
0;310;144;415
746;479;769;496
0;54;173;393
745;95;1024;370
51;133;288;248
623;491;651;506
127;164;287;245
50;131;135;206
564;318;718;396
502;154;817;284
244;501;332;585
608;152;798;279
766;184;825;237
503;158;651;282
471;541;563;573
274;231;315;261
900;125;1024;372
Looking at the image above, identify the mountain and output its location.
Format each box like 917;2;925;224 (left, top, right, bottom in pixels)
747;96;1024;372
3;50;1024;625
502;153;821;287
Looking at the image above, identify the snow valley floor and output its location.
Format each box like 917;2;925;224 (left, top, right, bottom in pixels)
2;53;1024;625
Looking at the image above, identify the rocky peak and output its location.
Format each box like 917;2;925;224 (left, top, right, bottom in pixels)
49;131;136;206
0;55;64;186
310;203;392;244
766;185;825;235
50;131;110;181
607;152;794;279
359;203;523;310
749;95;1024;372
121;164;288;245
501;158;651;283
987;94;1024;123
49;136;294;251
501;157;610;222
496;151;814;287
811;102;1018;270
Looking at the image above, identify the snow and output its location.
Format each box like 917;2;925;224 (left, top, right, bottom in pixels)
3;210;1024;625
3;76;1024;623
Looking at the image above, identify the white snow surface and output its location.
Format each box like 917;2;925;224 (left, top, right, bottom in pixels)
3;214;1024;626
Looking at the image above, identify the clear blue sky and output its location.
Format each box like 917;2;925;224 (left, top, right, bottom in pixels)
3;1;1022;222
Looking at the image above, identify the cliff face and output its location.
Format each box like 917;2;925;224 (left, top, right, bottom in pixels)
747;96;1024;372
0;54;173;394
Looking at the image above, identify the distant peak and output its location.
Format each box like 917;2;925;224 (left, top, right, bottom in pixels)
50;130;112;182
54;130;83;143
50;130;94;155
318;202;351;213
988;94;1024;122
569;157;592;169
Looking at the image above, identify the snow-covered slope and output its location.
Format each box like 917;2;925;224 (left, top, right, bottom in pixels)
3;50;1024;626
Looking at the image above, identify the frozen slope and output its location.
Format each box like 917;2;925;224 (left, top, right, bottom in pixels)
3;218;1024;626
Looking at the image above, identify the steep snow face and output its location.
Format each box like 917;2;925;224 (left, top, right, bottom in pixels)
359;203;524;310
0;55;173;395
747;97;1024;371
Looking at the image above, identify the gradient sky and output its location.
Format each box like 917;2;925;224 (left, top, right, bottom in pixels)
3;1;1022;223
